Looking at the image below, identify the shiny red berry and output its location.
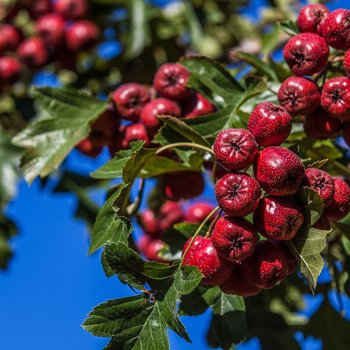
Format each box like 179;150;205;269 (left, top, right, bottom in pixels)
182;92;215;119
215;172;261;217
283;33;329;76
17;37;49;68
36;13;65;47
185;202;215;223
66;20;100;52
0;24;21;54
54;0;88;20
159;200;184;231
248;102;292;146
278;76;320;116
140;209;161;237
254;146;305;197
297;4;330;35
0;56;22;86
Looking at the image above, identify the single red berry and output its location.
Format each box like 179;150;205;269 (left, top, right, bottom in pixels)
283;33;329;76
17;37;49;68
215;173;261;217
140;209;160;237
241;240;289;289
185;202;215;223
66;20;100;52
321;77;350;120
36;13;65;47
312;214;331;230
159;200;184;231
153;63;190;100
297;4;330;35
140;98;181;134
54;0;88;20
182;236;232;286
254;196;304;241
0;24;21;54
278;76;320;116
324;177;350;221
0;56;22;86
254;146;305;197
320;9;350;49
303;168;335;207
118;123;150;150
76;138;102;158
343;121;350;147
211;216;258;262
138;235;166;262
220;263;261;297
303;108;342;139
26;0;52;18
164;171;204;201
112;83;151;122
248;102;292;146
182;92;215;119
213;128;258;172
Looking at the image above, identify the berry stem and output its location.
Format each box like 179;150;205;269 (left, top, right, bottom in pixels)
205;209;222;238
156;142;214;156
181;206;219;263
127;178;145;216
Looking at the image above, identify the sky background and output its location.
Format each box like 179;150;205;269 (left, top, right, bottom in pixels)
1;0;350;349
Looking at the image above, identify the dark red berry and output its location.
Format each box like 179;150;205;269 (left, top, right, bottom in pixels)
272;241;298;275
26;0;52;18
0;24;21;54
254;146;305;197
89;110;119;147
159;200;184;231
182;236;232;286
297;4;330;35
321;77;350;120
220;263;261;297
211;216;258;262
320;9;350;49
36;13;65;47
164;171;204;201
140;98;181;134
112;83;151;122
312;214;331;230
54;0;88;20
254;196;304;241
17;37;49;68
303;168;335;207
278;76;320;116
303;108;342;139
283;33;329;76
0;56;22;86
248;102;292;146
324;177;350;221
215;172;261;217
153;63;190;100
76;138;102;158
213;128;258;172
185;202;215;223
241;240;289;289
66;20;100;52
140;209;161;237
182;92;215;119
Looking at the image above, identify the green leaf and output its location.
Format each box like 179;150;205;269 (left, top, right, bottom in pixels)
12;87;107;183
278;20;299;36
207;292;247;350
297;187;324;226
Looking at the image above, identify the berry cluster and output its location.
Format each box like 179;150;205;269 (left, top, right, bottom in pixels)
280;5;350;144
0;0;99;87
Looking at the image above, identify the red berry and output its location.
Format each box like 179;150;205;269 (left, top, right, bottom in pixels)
112;83;151;122
283;33;329;76
140;98;181;134
164;171;204;201
0;56;22;86
312;214;331;230
297;4;330;35
321;77;350;120
303;168;335;207
182;236;232;286
66;20;100;52
138;235;166;262
272;241;298;275
118;123;150;150
215;173;261;217
140;209;161;237
153;63;190;100
76;138;102;158
345;50;350;78
185;202;215;223
220;263;261;296
254;146;305;197
54;0;88;20
36;13;65;47
213;128;258;172
248;102;292;146
26;0;52;18
320;9;350;49
211;216;258;262
0;24;21;54
182;92;215;119
278;76;320;116
241;240;289;289
17;37;49;68
159;200;184;231
324;177;350;221
254;196;304;241
303;108;342;139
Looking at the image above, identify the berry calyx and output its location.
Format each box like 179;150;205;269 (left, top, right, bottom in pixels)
182;92;215;119
213;128;258;172
211;216;258;262
254;146;305;197
66;20;100;52
253;196;304;241
297;4;330;35
247;102;292;146
17;37;49;68
54;0;88;20
215;172;261;217
185;202;215;224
